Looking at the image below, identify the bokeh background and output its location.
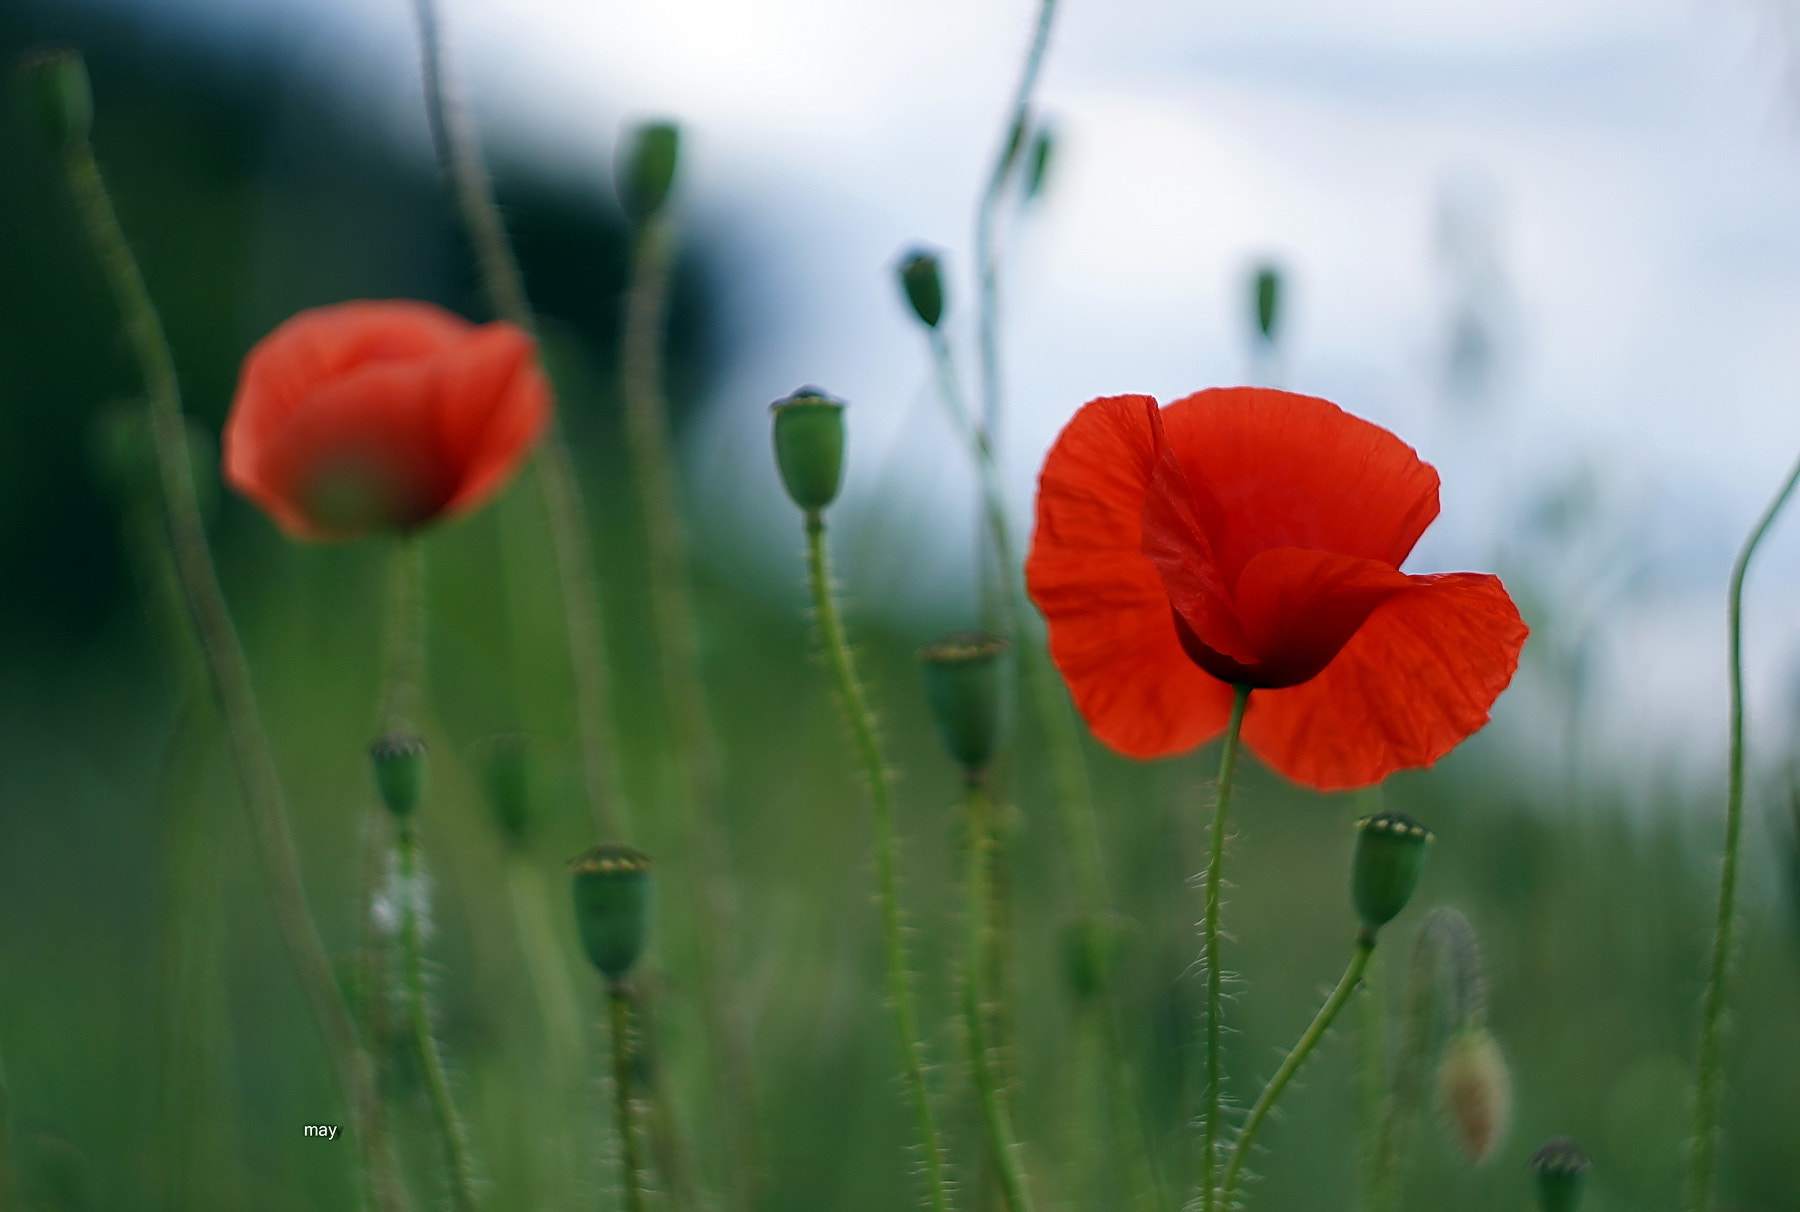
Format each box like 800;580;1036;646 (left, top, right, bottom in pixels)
2;0;1800;1209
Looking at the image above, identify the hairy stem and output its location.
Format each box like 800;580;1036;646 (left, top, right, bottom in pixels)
803;514;953;1212
963;780;1035;1212
610;988;649;1212
380;538;427;736
58;119;404;1212
1220;934;1377;1207
1199;687;1251;1212
1355;950;1385;1212
1687;449;1800;1211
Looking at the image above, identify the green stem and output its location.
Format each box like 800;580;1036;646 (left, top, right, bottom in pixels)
0;1039;16;1212
610;988;649;1212
504;859;587;1076
1199;686;1251;1212
803;514;953;1212
408;0;632;843
963;780;1035;1212
396;823;480;1212
57;119;404;1212
1098;994;1170;1211
1355;950;1385;1212
1219;933;1377;1207
1687;449;1800;1211
381;537;427;735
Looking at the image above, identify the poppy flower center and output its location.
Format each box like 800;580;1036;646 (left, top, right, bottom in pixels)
302;451;450;535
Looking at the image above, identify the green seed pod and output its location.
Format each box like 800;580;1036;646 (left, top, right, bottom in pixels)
617;120;680;227
1023;126;1055;202
476;734;532;847
918;631;1007;775
770;387;846;514
897;249;945;329
369;734;427;819
18;46;92;152
1352;810;1433;931
1436;1025;1512;1164
1529;1137;1591;1212
1252;262;1283;343
570;844;653;982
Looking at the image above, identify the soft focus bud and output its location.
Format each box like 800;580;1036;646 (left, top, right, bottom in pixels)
1251;263;1283;344
919;632;1007;775
89;405;218;518
476;734;532;846
1023;126;1055;201
1436;1026;1512;1164
1063;911;1127;999
897;249;945;329
770;387;846;514
369;734;427;819
617;120;680;227
1352;810;1432;931
18;47;92;152
570;844;653;982
1529;1137;1591;1212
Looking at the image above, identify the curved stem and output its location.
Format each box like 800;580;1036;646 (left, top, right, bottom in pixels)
408;0;631;843
381;538;427;734
963;780;1035;1212
803;514;953;1212
610;987;649;1212
1687;449;1800;1212
1219;934;1377;1207
396;823;480;1212
1199;687;1251;1212
57;123;404;1212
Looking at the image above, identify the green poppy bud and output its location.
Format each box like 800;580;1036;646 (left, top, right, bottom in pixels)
1252;263;1283;344
18;46;92;152
369;734;427;819
89;405;218;518
770;387;846;514
477;734;532;846
1352;810;1432;931
897;249;945;329
1023;126;1055;201
919;632;1007;775
1436;1025;1511;1164
1063;911;1127;999
617;120;680;227
570;844;653;982
1529;1137;1591;1212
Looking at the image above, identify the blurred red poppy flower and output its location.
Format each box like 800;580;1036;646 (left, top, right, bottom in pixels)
223;300;551;541
1026;387;1526;791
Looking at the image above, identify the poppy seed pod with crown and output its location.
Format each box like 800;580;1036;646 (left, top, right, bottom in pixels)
19;46;92;152
369;734;426;819
897;249;945;329
770;388;846;514
570;845;653;983
919;632;1008;776
618;121;680;227
1529;1137;1591;1212
1352;810;1432;931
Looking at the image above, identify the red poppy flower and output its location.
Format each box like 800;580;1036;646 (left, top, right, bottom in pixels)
223;300;551;541
1026;387;1526;791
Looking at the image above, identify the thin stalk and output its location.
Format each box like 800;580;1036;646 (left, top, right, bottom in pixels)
396;822;480;1212
1355;951;1385;1212
1098;992;1170;1211
1687;448;1800;1211
0;1041;15;1212
408;0;631;842
622;207;758;1203
963;779;1035;1212
58;119;404;1212
1219;933;1377;1207
380;538;427;736
610;988;650;1212
1199;687;1251;1212
803;513;953;1212
504;858;587;1075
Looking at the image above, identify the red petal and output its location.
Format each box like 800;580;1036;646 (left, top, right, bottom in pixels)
1027;395;1238;757
429;323;552;518
1242;572;1527;790
1229;547;1411;686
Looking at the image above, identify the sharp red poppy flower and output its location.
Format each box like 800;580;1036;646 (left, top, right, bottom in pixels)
223;300;551;541
1026;387;1526;791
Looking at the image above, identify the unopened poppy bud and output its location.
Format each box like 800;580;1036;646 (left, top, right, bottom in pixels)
1352;810;1432;931
1529;1137;1590;1212
1023;126;1055;201
1252;263;1283;343
770;387;846;514
477;734;532;846
90;405;218;517
897;249;945;329
369;734;427;819
1063;911;1127;999
570;844;653;982
919;632;1007;775
1436;1026;1511;1164
18;47;91;152
617;120;680;227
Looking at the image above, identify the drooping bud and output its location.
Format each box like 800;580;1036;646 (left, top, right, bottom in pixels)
1251;262;1283;344
18;46;92;152
369;734;427;819
919;632;1007;776
1352;810;1432;931
770;387;846;514
1529;1137;1591;1212
1436;1025;1512;1164
897;249;945;329
617;120;680;227
570;844;653;982
1023;126;1055;202
476;734;532;847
